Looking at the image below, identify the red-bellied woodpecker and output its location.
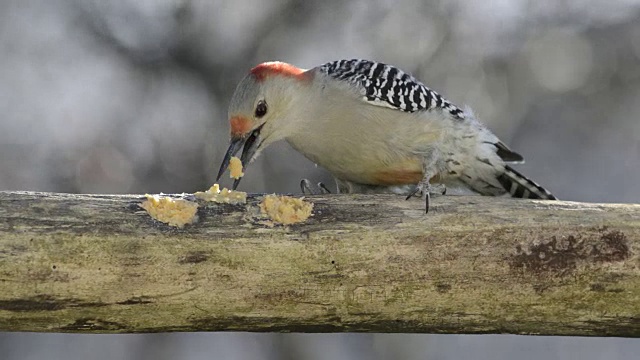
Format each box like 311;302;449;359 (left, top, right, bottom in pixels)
216;59;557;212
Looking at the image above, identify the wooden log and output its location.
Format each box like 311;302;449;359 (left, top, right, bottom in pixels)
0;191;639;335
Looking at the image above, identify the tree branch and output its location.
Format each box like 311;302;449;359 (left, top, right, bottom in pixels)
0;191;639;335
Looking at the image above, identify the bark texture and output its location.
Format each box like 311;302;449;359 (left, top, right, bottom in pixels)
0;191;639;335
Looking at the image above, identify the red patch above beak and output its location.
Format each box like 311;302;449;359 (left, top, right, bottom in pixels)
230;116;252;137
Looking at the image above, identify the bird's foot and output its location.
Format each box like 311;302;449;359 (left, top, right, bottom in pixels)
405;181;446;214
300;179;332;195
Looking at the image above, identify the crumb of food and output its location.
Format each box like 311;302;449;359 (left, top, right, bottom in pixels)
140;194;198;228
195;183;247;204
229;156;244;179
259;194;313;225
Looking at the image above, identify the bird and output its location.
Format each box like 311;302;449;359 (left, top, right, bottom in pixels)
216;59;556;213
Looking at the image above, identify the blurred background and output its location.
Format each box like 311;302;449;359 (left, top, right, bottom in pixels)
1;0;640;358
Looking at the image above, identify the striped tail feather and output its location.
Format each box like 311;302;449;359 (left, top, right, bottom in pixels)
497;165;557;200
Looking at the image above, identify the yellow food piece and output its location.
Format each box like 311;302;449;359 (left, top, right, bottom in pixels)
229;156;244;179
259;194;313;225
140;194;198;228
195;183;247;204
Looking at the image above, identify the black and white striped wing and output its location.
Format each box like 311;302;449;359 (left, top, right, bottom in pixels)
318;59;465;119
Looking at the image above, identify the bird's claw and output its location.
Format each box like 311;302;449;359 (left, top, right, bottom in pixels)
300;179;332;195
318;182;331;194
405;182;446;214
300;179;313;195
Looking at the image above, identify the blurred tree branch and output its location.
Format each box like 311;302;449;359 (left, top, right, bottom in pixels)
0;191;639;336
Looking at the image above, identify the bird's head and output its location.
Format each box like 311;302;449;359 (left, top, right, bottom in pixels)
216;61;311;189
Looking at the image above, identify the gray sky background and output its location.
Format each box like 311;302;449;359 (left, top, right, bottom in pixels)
2;0;640;359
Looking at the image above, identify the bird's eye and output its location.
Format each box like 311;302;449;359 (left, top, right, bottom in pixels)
255;100;268;118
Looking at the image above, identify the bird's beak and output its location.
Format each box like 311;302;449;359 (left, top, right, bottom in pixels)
216;124;265;190
215;137;243;182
